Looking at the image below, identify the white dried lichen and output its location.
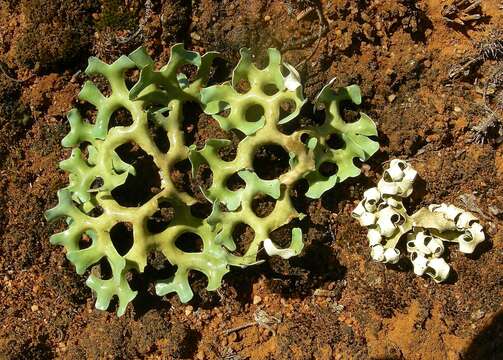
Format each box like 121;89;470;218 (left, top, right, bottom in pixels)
352;159;485;283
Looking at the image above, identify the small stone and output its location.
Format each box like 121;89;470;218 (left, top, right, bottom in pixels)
333;304;344;313
488;206;502;216
190;32;201;41
253;295;262;305
454;106;462;113
313;289;336;297
387;94;397;103
471;309;485;321
31;304;39;312
185;305;193;316
264;15;271;21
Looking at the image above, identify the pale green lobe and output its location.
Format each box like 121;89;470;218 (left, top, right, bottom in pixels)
304;84;379;198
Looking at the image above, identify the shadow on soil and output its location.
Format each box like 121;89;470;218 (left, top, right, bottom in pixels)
463;310;503;359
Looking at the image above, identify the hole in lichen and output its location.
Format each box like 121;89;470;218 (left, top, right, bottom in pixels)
111;142;161;207
76;101;98;126
188;270;219;308
110;222;134;256
90;177;104;189
94;257;113;280
232;223;255;256
109;108;134;129
312;105;326;125
195;164;213;192
89;74;111;97
319;162;339;177
171;159;194;197
147;114;170;153
424;266;436;278
280;65;290;77
253;144;290;180
190;201;212;219
79;232;92;250
217;138;238;161
340;100;360;123
207;57;231;87
262;83;279;96
146;200;175;234
290;178;310;214
327;133;345;149
245;104;265;122
255;53;269;70
236;78;251;93
175;232;203;253
177;64;199;83
226;172;246;191
252;195;276;217
88;204;104;217
300;133;310;144
279;99;296;121
391;213;405;226
147;250;177;278
218;102;231;117
125;68;140;89
182;101;201;146
269;221;298;249
353;157;363;169
79;141;92;153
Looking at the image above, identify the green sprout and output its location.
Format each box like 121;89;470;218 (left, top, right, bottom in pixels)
46;44;379;316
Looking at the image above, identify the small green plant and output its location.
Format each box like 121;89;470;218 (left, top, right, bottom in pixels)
46;44;379;315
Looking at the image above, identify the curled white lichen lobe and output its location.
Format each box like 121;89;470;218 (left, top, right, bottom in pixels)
352;159;486;283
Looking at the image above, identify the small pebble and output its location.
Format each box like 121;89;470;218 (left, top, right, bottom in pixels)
313;289;336;297
31;304;39;312
454;106;462;113
488;205;502;216
228;332;238;342
471;309;485;321
185;305;193;316
253;295;262;305
387;94;397;103
264;15;271;21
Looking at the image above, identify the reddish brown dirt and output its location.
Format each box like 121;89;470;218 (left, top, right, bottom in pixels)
1;1;502;359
